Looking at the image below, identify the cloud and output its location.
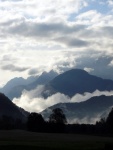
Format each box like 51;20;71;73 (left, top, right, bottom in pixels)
13;85;69;112
0;0;113;86
2;19;88;45
68;106;113;124
0;0;112;52
1;49;113;87
84;67;94;73
108;0;113;6
13;85;113;113
71;90;113;103
56;37;89;48
28;68;39;75
0;0;113;124
69;115;101;124
0;0;22;1
1;49;113;86
12;86;113;124
2;64;29;72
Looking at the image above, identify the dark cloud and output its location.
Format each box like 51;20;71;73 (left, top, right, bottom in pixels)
1;15;112;51
28;68;39;75
2;54;17;62
56;37;89;47
2;64;29;72
48;50;113;80
3;19;86;39
101;26;113;38
75;54;113;80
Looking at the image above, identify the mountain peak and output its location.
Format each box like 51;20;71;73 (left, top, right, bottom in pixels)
61;69;89;76
45;69;113;97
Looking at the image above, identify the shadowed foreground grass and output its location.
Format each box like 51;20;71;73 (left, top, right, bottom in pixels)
0;130;113;150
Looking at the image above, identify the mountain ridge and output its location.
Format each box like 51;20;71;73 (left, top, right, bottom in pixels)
0;93;28;120
43;69;113;97
0;70;58;100
41;95;113;124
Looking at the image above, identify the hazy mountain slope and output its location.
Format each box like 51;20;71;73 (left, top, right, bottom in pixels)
0;93;27;120
27;70;58;90
0;77;26;94
4;70;58;100
41;95;113;124
44;69;113;97
0;76;38;95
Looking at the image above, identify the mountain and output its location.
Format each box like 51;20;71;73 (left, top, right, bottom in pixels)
27;70;58;90
1;70;58;100
0;77;26;94
41;95;113;124
0;93;28;120
43;69;113;97
0;76;38;96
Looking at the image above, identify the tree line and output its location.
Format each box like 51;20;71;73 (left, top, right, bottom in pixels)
0;107;113;136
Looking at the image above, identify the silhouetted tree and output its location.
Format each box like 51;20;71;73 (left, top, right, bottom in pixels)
106;108;113;134
95;118;107;135
27;112;45;132
48;108;67;133
49;108;67;124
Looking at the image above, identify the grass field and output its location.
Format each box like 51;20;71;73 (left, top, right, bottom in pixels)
0;130;113;150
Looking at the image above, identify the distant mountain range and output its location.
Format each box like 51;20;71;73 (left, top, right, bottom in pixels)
0;76;38;99
41;95;113;124
1;68;113;124
0;93;28;120
43;69;113;98
0;76;38;94
0;70;58;100
1;69;113;100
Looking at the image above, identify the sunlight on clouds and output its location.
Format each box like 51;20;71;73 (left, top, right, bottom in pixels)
0;0;86;21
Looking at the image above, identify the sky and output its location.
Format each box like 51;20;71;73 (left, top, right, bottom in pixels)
0;0;113;86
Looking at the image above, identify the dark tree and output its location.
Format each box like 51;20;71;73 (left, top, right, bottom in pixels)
49;108;67;124
106;108;113;125
48;108;67;133
27;112;45;132
106;108;113;134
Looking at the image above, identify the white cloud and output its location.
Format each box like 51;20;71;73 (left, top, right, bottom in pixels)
71;90;113;103
13;85;70;112
0;0;85;22
108;0;113;6
84;67;94;73
108;60;113;66
69;115;102;124
13;85;113;113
